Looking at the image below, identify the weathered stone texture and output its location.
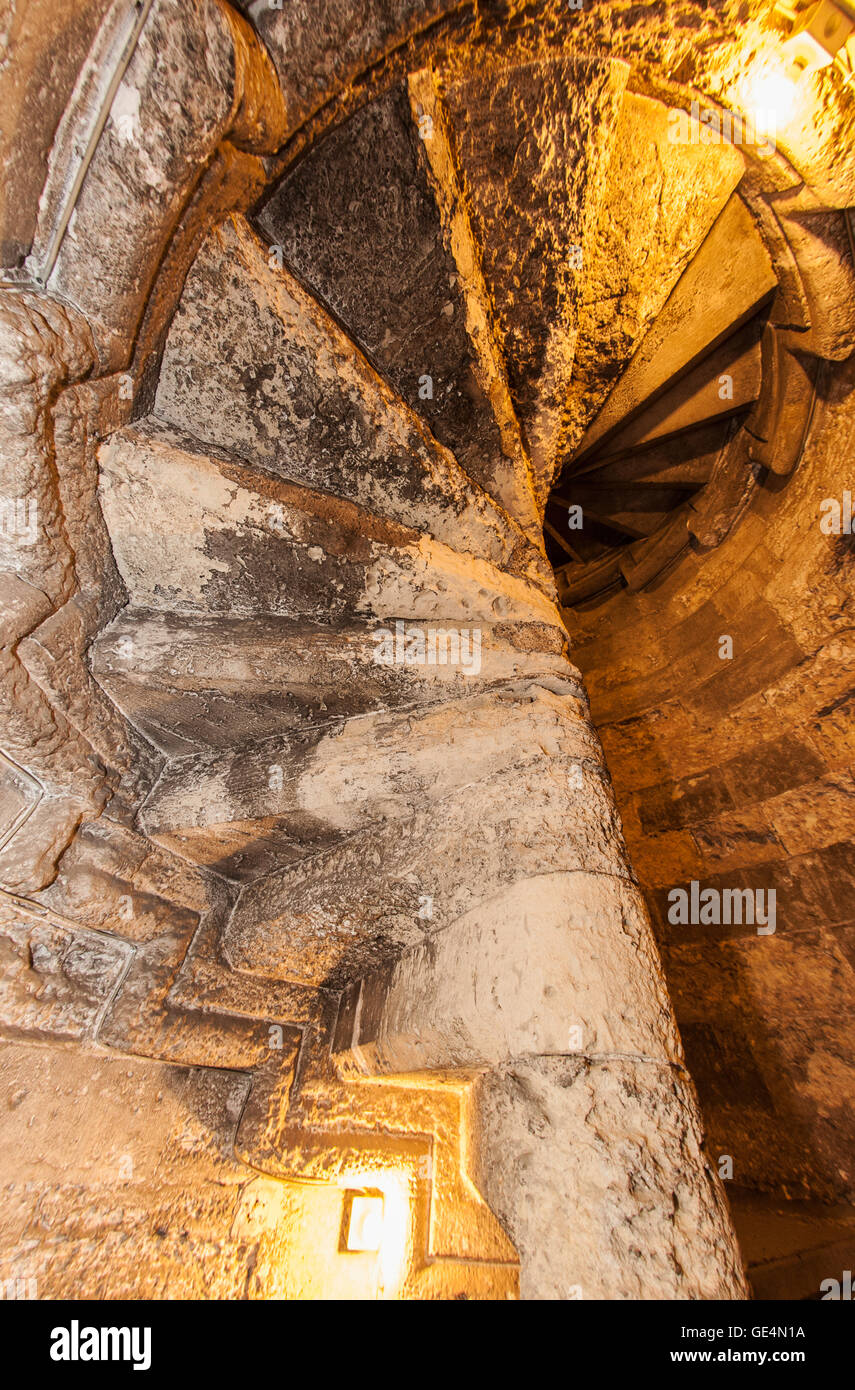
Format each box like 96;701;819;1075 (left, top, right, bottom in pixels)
472;1055;748;1300
256;84;532;523
436;55;628;502
0;909;130;1041
0;0;113;268
14;0;855;1303
92;609;571;755
562;91;745;456
154;215;548;586
97;421;559;631
139;683;603;880
336;872;682;1073
223;684;629;982
44;0;286;369
0;1041;271;1299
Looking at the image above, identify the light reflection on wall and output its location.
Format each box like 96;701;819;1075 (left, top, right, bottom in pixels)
266;1169;412;1301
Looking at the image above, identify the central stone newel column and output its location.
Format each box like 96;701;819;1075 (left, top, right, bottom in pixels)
332;680;747;1299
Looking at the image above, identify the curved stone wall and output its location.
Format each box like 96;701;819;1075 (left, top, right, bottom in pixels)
0;0;853;1302
567;347;855;1291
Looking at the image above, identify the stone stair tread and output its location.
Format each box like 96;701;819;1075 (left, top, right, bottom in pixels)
573;194;777;463
590;316;764;461
561;91;746;458
572;421;727;489
434;53;629;503
255;82;538;533
153;214;548;586
138;685;601;879
97;419;563;630
92;608;572;755
221;697;626;988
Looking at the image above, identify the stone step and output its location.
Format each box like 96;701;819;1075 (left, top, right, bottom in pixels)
572;420;728;490
91;608;572;756
255;82;540;539
555;552;624;608
220;685;626;987
573;194;777;463
138;683;601;881
554;480;692;514
618;509;693;592
153;214;548;588
561;91;746;459
97;421;562;631
429;54;629;505
332;873;678;1075
573;505;674;542
589;316;764;463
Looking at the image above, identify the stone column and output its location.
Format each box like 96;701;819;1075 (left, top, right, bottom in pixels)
332;685;748;1299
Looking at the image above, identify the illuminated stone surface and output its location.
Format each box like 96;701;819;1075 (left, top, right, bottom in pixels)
0;0;853;1302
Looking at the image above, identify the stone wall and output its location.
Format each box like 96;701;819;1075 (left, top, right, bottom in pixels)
567;348;855;1288
1;0;853;1302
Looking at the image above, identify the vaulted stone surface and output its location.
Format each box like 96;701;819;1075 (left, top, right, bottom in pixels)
432;54;629;503
255;84;530;524
2;0;854;1310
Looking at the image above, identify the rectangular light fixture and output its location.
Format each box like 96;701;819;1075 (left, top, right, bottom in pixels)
782;0;855;76
342;1190;385;1253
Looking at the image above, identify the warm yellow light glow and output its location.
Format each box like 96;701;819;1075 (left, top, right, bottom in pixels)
340;1169;411;1297
346;1194;384;1252
740;65;799;132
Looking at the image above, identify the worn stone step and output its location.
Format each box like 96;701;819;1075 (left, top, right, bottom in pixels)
561;91;746;459
220;687;626;986
574;194;777;463
618;509;693;592
590;316;764;462
255;82;540;539
572;422;727;490
430;54;628;505
555;480;692;514
91;608;572;755
332;873;679;1074
153;214;548;588
97;420;562;631
555;552;625;608
138;683;602;881
573;505;674;542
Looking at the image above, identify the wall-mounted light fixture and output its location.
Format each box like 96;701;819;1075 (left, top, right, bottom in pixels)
336;1170;411;1297
342;1189;385;1253
781;0;855;78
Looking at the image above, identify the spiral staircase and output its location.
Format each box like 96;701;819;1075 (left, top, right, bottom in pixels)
90;56;798;953
67;54;777;1298
5;0;848;1301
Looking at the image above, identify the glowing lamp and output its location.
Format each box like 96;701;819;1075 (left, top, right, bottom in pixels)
741;66;799;129
343;1191;385;1252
